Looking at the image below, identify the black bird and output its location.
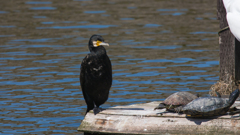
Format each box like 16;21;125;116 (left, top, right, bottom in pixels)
80;35;112;115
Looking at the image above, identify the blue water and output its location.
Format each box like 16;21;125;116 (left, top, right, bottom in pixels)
84;10;106;14
30;7;57;10
0;0;218;134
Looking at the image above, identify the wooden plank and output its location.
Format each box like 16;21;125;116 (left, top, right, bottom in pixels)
79;113;240;134
78;101;240;134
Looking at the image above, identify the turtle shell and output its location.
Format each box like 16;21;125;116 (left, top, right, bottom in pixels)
178;97;230;117
163;91;198;106
154;92;198;111
176;89;240;117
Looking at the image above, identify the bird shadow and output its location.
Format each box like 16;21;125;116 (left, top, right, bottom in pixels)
102;107;144;110
90;107;144;115
84;132;109;135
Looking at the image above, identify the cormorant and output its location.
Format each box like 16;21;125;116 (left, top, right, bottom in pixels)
80;35;112;115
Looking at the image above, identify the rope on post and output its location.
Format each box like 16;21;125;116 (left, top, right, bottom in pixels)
218;26;229;36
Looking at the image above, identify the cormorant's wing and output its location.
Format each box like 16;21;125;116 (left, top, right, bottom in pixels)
80;54;90;102
106;55;112;82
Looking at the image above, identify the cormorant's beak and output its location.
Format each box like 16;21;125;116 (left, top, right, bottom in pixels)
93;40;109;47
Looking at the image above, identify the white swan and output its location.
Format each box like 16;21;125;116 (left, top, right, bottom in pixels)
223;0;240;41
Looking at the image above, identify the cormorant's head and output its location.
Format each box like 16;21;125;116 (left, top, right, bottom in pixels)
88;35;109;52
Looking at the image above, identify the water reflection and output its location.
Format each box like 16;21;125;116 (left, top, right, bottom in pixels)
25;2;53;4
30;7;57;10
0;0;218;134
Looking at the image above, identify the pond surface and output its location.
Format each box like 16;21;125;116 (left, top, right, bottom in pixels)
0;0;219;134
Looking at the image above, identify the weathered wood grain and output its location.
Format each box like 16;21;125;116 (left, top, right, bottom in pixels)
78;101;240;134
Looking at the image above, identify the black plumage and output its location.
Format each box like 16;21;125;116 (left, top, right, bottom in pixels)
80;35;112;115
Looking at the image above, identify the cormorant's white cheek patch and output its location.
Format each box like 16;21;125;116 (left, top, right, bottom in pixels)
93;41;98;47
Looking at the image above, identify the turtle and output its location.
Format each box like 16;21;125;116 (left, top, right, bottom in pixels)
154;91;198;112
174;89;240;117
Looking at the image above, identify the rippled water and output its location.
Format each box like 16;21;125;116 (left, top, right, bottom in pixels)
0;0;218;134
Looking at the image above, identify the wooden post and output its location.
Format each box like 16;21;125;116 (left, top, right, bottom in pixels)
210;0;240;95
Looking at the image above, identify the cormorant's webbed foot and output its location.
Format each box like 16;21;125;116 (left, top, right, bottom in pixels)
93;107;103;115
